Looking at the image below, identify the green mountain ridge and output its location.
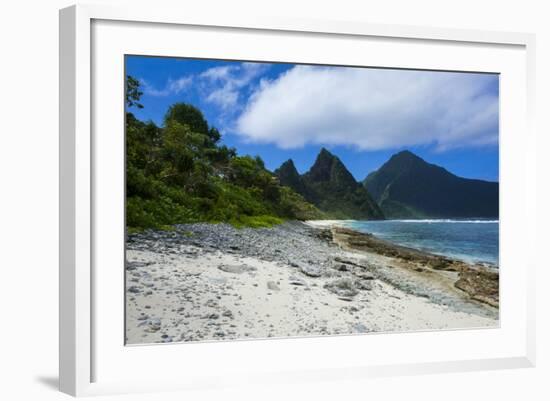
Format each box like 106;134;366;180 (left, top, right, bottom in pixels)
275;148;384;220
363;150;499;218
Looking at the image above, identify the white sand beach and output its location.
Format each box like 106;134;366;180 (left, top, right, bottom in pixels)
125;221;497;344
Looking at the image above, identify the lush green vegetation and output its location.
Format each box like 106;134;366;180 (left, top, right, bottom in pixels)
125;76;324;231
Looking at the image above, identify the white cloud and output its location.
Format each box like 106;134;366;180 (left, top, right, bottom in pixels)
200;62;269;109
167;76;193;94
138;61;270;121
200;65;235;81
142;76;192;97
205;87;239;109
236;66;499;151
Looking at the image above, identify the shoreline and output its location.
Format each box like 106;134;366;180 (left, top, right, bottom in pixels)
126;220;498;344
306;219;499;308
305;218;499;267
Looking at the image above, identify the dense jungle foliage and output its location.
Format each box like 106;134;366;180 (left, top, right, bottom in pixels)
125;76;324;231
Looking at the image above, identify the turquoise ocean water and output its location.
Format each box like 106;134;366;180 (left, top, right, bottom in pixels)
342;219;499;266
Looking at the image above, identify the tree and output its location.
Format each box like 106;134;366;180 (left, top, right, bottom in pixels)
165;103;208;133
164;103;222;144
126;75;144;109
125;98;324;230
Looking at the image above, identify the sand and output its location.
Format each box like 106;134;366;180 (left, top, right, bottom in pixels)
125;221;497;345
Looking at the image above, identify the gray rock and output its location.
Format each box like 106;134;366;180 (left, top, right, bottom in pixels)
324;278;359;298
300;264;324;277
144;318;161;332
353;323;368;333
161;334;173;342
355;279;373;291
332;263;350;272
333;256;370;269
126;261;151;271
353;271;375;280
127;286;141;293
208;276;228;284
218;264;256;274
267;281;280;291
289;275;307;286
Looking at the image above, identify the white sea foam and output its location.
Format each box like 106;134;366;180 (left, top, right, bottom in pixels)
307;218;499;265
304;220;355;228
390;219;499;224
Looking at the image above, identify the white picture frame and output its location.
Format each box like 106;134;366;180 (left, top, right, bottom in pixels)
59;3;536;397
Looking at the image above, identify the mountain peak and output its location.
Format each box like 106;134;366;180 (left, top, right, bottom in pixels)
314;147;337;166
275;158;306;196
374;150;432;177
319;147;332;156
274;147;384;220
280;158;297;170
275;158;300;178
388;150;424;164
393;149;419;159
307;147;353;185
364;150;499;218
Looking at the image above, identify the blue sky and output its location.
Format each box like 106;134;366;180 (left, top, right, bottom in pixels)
126;55;499;182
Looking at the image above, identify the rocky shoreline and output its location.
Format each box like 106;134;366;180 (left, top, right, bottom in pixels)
126;221;498;344
330;226;499;308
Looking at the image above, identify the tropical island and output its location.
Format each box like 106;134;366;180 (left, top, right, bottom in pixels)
126;89;498;230
125;73;499;345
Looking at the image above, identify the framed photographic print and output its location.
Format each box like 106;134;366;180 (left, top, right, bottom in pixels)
59;4;536;396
